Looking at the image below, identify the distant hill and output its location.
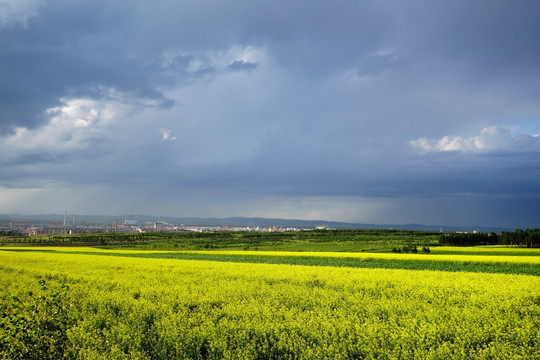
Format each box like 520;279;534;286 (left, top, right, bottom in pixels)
0;213;514;233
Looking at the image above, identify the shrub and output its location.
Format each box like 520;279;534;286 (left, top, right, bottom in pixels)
401;244;418;253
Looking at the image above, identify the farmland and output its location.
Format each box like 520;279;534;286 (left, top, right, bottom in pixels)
0;229;442;251
1;231;539;359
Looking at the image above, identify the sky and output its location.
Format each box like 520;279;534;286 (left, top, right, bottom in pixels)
1;0;540;228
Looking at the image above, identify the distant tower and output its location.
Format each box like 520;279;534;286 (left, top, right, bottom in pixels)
64;211;67;226
72;214;76;227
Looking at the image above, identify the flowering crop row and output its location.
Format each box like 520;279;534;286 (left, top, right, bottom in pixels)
3;247;539;275
184;249;540;264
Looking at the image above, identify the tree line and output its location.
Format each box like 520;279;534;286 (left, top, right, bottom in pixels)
2;229;539;248
440;229;540;248
499;228;540;248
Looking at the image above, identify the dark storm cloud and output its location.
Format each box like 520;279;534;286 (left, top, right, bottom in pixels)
3;0;540;130
0;45;172;131
2;0;540;227
0;0;173;132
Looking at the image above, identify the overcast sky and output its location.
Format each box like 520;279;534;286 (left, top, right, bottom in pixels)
1;0;540;228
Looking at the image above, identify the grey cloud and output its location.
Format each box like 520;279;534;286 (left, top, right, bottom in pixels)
0;1;173;132
2;0;540;227
227;60;258;72
4;0;540;131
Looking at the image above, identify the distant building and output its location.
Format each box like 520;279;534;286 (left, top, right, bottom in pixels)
154;221;168;230
30;228;70;236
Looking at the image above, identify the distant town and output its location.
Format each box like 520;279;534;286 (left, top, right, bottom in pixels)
0;213;515;236
1;216;318;237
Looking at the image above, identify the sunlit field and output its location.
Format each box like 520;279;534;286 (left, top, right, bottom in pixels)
1;246;539;359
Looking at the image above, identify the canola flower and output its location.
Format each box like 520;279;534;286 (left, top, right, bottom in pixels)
181;249;540;264
0;249;539;359
5;246;539;264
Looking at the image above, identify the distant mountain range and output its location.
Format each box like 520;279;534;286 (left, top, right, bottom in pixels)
0;213;514;233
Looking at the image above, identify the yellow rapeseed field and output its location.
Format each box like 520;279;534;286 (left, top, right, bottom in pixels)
1;249;539;359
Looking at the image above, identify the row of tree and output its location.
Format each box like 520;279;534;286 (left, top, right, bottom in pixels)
499;228;540;248
440;229;540;248
440;232;499;246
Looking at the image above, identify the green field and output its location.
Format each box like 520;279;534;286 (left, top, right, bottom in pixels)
0;229;443;251
1;233;539;359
